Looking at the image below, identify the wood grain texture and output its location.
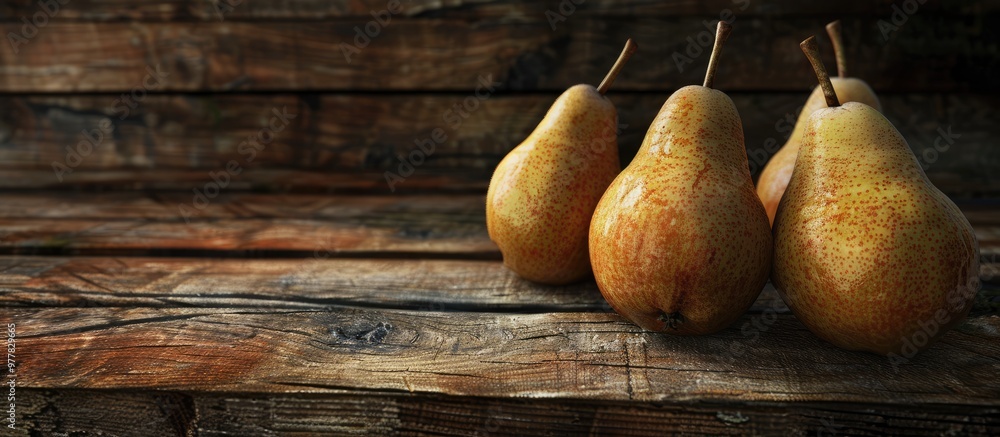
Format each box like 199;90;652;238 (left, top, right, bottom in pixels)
0;254;803;315
1;166;997;198
2;253;998;315
0;169;490;192
16;390;196;436
0;17;995;93
1;193;999;258
0;1;994;431
16;389;1000;436
2;0;997;21
0;256;612;312
1;93;997;196
4;307;999;405
192;393;1000;436
0;193;496;256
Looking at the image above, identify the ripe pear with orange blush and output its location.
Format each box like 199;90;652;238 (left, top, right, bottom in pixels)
589;23;772;334
771;37;980;357
757;21;881;225
486;39;637;285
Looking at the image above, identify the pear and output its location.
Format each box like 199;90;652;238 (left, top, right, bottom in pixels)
589;23;772;335
771;36;980;356
757;21;881;225
486;39;637;285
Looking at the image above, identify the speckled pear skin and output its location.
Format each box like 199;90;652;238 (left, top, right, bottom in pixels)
589;85;773;335
772;102;980;356
486;84;622;285
757;78;881;225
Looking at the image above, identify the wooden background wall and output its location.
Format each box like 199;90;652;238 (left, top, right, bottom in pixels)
2;3;1000;434
0;0;997;196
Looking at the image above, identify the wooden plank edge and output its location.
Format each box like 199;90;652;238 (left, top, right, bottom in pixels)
13;388;1000;436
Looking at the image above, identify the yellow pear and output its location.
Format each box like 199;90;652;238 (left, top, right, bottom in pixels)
772;36;980;357
757;21;881;225
589;23;772;334
486;39;637;285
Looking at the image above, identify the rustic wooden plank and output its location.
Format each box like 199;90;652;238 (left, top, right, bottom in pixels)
0;192;991;260
1;193;998;257
0;256;606;311
1;253;998;313
0;192;482;220
3;192;992;224
1;0;995;21
0;193;496;256
0;169;489;192
3;307;999;404
198;395;1000;436
1;93;996;196
16;389;1000;436
0;17;994;92
0;254;801;313
16;389;196;436
4;166;997;199
193;393;1000;436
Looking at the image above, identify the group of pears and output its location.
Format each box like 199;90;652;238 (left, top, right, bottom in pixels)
486;21;980;357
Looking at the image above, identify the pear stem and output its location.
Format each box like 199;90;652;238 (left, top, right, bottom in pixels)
825;20;847;78
800;36;840;108
702;21;733;89
597;38;638;95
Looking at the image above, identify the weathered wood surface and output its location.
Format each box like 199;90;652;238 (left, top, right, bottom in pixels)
3;167;999;200
0;0;995;432
1;93;996;196
0;16;995;93
0;256;797;321
16;390;196;437
2;193;1000;258
0;169;489;192
16;389;1000;436
3;307;998;405
0;193;494;255
0;256;615;312
0;190;995;419
0;194;996;434
1;252;997;315
2;0;997;21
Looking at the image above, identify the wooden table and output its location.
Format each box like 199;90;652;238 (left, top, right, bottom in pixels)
0;1;998;435
0;192;997;435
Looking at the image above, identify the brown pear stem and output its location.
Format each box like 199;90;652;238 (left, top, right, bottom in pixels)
800;36;840;108
702;21;733;89
825;20;847;78
597;38;638;95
